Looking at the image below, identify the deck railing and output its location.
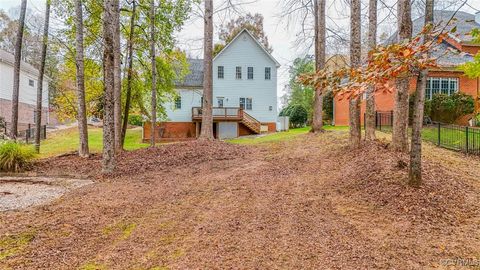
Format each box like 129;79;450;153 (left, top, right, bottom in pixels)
192;107;243;120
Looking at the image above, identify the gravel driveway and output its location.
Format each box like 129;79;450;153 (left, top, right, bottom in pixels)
0;176;93;211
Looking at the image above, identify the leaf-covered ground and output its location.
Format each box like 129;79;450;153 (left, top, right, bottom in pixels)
1;130;480;269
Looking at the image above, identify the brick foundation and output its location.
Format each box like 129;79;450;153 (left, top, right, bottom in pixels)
0;98;49;127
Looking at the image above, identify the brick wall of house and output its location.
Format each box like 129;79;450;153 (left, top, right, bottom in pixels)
0;98;48;127
143;122;196;142
334;71;479;126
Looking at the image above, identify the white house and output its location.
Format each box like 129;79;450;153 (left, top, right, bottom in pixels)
149;29;280;141
0;48;50;128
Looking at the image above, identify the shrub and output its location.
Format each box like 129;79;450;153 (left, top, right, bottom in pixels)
280;104;308;128
127;115;143;126
0;141;36;172
425;93;475;123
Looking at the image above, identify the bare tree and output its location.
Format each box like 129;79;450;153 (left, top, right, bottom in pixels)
102;0;117;173
113;0;122;153
34;0;51;153
392;0;412;151
349;0;361;147
365;0;377;141
150;0;157;146
199;0;214;140
75;0;90;158
10;0;27;139
311;0;325;133
121;0;137;146
409;0;434;186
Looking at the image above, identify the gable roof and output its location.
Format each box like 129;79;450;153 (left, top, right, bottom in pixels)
213;28;281;67
175;58;204;88
385;10;480;45
0;48;43;78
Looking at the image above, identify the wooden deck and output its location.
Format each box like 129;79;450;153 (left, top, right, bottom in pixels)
192;107;261;134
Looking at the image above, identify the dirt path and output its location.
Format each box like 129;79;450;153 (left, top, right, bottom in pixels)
1;131;479;269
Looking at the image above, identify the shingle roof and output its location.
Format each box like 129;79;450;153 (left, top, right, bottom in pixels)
176;58;203;88
0;48;41;77
385;10;480;45
384;11;479;68
432;42;474;67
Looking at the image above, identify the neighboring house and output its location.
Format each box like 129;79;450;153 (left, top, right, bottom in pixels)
334;11;480;126
145;29;280;141
0;48;50;129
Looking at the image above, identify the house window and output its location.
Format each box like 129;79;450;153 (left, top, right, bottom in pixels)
174;96;181;109
265;67;271;80
236;66;242;79
247;67;254;80
425;77;458;100
29;79;35;87
218;66;224;79
217;97;224;108
240;97;252;110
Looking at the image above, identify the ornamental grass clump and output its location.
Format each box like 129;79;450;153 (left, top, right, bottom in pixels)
0;141;36;172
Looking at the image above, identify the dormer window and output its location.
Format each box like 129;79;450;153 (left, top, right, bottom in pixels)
236;66;242;79
218;66;224;79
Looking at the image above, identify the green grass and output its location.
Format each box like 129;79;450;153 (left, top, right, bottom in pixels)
39;127;148;158
228;125;348;145
421;125;480;151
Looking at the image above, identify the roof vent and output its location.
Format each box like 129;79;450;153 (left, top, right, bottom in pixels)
476;11;480;25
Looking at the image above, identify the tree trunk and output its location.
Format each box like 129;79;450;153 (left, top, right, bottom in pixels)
35;0;51;153
365;0;377;141
75;0;90;158
409;0;433;187
113;0;122;153
392;0;412;152
311;0;326;133
349;0;361;147
121;0;137;146
150;0;157;146
10;0;27;140
199;0;214;140
102;0;117;173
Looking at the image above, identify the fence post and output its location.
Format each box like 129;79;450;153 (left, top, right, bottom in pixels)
26;124;30;143
466;126;469;153
43;125;47;139
437;122;441;146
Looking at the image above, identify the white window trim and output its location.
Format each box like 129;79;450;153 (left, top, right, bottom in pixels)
425;77;458;100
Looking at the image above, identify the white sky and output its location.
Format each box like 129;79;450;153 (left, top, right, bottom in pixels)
1;0;478;101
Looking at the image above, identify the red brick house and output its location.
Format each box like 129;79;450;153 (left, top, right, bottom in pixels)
334;11;480;126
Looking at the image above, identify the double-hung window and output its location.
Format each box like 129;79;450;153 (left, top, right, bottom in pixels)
218;66;224;79
247;67;254;80
425;77;458;100
174;96;181;109
236;66;242;79
265;67;271;80
29;79;35;87
239;97;252;110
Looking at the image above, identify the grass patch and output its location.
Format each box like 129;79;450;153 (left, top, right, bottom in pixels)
228;125;348;145
79;262;107;270
102;221;137;240
0;231;35;261
39;127;148;158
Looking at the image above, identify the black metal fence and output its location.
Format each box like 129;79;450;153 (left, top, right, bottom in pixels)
374;111;480;155
1;123;47;143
